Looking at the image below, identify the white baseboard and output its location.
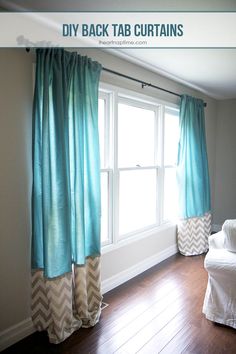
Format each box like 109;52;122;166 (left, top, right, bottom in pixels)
0;317;35;352
212;224;222;233
0;244;178;351
101;243;178;294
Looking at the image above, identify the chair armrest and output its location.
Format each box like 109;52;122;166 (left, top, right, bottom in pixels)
208;231;225;249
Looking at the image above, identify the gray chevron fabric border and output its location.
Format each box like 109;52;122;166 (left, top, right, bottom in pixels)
177;212;211;256
74;257;102;328
31;256;102;344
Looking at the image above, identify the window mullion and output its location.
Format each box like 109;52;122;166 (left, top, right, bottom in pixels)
154;107;159;167
157;105;165;225
118;166;157;172
107;169;113;246
113;90;119;245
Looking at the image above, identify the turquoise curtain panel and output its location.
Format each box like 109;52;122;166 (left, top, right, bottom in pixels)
31;49;102;278
177;94;211;256
177;94;211;219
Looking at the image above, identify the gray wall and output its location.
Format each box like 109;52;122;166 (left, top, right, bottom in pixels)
0;49;33;331
213;99;236;226
0;48;217;333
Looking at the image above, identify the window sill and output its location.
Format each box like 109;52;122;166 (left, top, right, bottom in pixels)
101;221;177;255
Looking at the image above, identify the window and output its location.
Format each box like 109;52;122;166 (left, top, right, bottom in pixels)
99;85;179;248
118;99;158;237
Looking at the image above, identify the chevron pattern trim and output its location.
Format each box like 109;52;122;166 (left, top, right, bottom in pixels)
45;273;82;343
31;256;102;344
74;257;103;328
177;212;211;256
31;271;52;331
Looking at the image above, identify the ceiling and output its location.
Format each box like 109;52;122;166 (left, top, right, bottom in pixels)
1;0;236;12
1;0;236;100
110;49;236;100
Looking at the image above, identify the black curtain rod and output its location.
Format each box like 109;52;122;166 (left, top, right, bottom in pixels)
103;67;180;97
103;67;207;107
25;48;206;107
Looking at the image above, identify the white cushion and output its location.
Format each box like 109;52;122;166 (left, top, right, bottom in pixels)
208;231;224;250
205;248;236;275
222;219;236;252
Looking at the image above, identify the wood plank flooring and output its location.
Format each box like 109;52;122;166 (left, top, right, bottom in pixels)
2;254;236;354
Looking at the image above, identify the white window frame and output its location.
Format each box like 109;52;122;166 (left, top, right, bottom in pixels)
99;91;113;247
162;106;180;223
99;82;179;252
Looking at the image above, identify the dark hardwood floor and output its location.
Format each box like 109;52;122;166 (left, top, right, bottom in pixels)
2;254;236;354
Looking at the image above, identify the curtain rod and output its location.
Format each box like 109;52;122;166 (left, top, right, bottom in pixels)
103;67;207;107
25;49;207;107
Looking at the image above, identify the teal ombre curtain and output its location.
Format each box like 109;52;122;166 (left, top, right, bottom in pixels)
177;95;211;218
31;49;103;343
32;48;101;278
177;95;211;256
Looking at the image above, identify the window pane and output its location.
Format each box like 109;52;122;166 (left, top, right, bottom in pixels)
164;167;178;221
164;109;179;166
98;98;105;168
119;169;157;235
101;172;109;244
118;103;155;167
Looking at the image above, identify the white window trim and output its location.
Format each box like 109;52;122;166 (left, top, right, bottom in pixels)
102;220;177;255
99;91;114;247
99;82;179;252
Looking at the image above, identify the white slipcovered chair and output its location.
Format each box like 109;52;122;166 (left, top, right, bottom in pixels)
203;220;236;329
